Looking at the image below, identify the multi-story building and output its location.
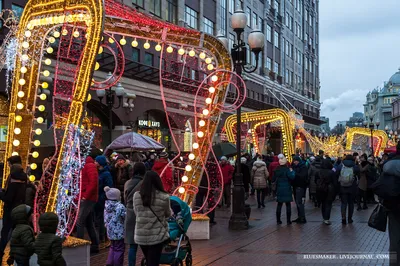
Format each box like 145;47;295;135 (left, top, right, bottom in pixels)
319;116;330;133
0;0;322;152
364;68;400;131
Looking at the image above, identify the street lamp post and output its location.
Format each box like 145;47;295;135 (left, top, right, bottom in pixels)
363;117;380;156
96;72;125;143
218;8;264;230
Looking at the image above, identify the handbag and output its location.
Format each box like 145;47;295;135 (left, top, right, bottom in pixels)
368;204;387;232
149;206;170;244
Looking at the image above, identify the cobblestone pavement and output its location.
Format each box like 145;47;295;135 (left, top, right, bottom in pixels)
90;196;390;266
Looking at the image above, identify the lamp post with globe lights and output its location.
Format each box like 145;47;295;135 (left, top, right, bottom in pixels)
363;116;380;156
218;8;265;230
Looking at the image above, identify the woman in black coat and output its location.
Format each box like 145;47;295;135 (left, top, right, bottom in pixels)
315;159;337;225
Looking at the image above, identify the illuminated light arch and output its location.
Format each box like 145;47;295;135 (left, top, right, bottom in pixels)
225;108;295;161
345;127;388;157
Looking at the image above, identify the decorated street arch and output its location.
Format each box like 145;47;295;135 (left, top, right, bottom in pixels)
345;127;388;157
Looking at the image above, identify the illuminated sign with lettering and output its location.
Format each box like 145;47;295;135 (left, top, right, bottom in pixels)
138;120;161;128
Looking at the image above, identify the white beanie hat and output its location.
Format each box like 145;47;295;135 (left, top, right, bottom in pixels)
104;186;121;201
240;157;247;164
279;157;288;166
278;153;285;159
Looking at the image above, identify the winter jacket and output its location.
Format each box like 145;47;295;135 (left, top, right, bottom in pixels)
0;179;26;213
152;159;173;193
104;200;126;240
292;161;309;189
96;166;113;211
234;163;251;193
124;175;143;244
315;159;337;202
308;158;322;194
114;161;133;196
380;156;400;217
81;157;99;202
268;156;280;181
10;205;35;261
133;190;171;246
335;159;359;195
251;161;269;189
220;163;234;185
273;166;295;203
358;161;369;191
34;212;66;266
25;182;37;208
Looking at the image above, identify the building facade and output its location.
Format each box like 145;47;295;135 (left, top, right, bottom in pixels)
0;0;322;152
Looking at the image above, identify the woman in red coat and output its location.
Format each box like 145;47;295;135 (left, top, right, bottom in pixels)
152;152;173;194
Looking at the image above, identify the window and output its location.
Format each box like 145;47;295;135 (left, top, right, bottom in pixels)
246;7;251;27
148;0;161;16
305;33;308;42
290;16;293;30
185;6;198;29
203;17;214;35
285;12;289;27
274;62;279;74
285;40;289;56
305;9;308;22
229;0;234;13
229;33;235;50
132;48;140;62
221;0;227;35
258;17;263;31
290;43;293;58
309;13;313;26
266;57;272;69
285;69;289;83
12;4;24;20
274;31;279;48
238;0;243;9
309;37;312;46
252;12;257;28
310;60;313;73
267;25;272;42
166;0;177;23
132;0;144;7
191;70;196;80
274;0;279;13
144;52;154;66
305;57;308;70
251;53;256;66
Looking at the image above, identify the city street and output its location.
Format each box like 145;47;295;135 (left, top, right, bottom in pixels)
91;197;390;265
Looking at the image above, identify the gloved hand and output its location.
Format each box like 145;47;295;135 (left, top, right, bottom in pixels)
177;218;184;227
7;256;14;266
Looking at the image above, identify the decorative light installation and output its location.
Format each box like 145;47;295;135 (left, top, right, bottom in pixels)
345;127;388;157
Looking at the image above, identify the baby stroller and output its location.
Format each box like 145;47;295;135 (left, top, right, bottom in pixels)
141;196;193;266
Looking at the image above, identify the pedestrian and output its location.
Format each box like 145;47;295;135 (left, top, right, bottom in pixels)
357;154;369;211
25;180;36;209
251;157;269;208
308;155;321;207
76;155;99;254
124;162;145;266
152;152;173;194
113;154;133;201
8;204;35;266
95;155;113;247
220;156;234;208
34;212;66;266
237;157;251;199
0;162;27;262
366;156;378;204
133;171;171;266
337;155;358;224
315;159;337;225
104;186;126;266
273;156;295;225
291;156;309;224
268;154;282;199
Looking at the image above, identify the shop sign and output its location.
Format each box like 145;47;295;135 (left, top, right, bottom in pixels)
138;120;160;128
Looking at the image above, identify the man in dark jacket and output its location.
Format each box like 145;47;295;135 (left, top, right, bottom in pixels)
76;156;99;253
35;212;66;266
113;154;132;200
292;156;308;224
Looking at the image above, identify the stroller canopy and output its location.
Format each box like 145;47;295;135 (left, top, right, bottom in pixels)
169;196;192;240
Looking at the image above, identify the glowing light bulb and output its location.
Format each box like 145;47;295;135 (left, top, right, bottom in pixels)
30;163;37;170
205;58;212;64
41;82;49;89
202;109;209;116
46;47;53;54
45;58;51;65
17;103;24;110
73;31;80;38
62;29;68;35
211;75;218;82
98;46;103;54
119;38;126;45
32;151;39;158
108;37;114;44
53;31;60;38
143;41;150;49
25;31;31;38
131;39;138;47
39;94;47;100
48;36;56;43
166;46;173;53
21;54;29;61
95;62;100;70
15;116;22;122
43;70;50;77
199;120;206;127
188;153;195;160
27;23;33;30
20;66;27;73
193;143;199;149
18;79;26;86
205;98;212;104
22;42;29;49
155;44;162;51
178;48;185;55
207;64;214;71
185;165;192;172
13;140;20;146
197;131;204;138
178;187;185;194
182;176;189;182
38;105;45;112
14;128;21;134
189;50;195;57
29;175;36;182
37;117;44;124
12;152;19;156
87;94;92;102
35;128;42;135
17;91;25;98
33;140;41;146
209;87;216;93
199;52;206;59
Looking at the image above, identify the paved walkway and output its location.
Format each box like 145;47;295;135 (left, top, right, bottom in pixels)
91;196;390;265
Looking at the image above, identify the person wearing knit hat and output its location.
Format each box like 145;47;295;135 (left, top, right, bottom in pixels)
96;155;109;167
292;154;309;224
6;155;22;167
104;186;126;265
113;154;132;202
279;156;288;166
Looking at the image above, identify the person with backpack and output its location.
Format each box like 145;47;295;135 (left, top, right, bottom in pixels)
315;159;337;225
291;156;309;224
337;155;359;224
251;157;269;209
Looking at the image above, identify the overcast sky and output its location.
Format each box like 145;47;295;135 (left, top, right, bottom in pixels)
319;0;400;127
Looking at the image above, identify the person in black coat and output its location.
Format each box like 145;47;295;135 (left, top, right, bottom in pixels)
292;156;309;224
234;157;251;199
315;159;337;225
